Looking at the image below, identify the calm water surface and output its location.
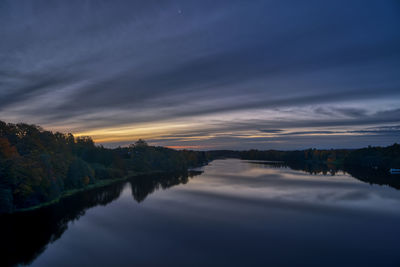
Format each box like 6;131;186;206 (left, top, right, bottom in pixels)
2;159;400;266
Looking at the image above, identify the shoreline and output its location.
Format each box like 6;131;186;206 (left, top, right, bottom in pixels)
13;169;168;214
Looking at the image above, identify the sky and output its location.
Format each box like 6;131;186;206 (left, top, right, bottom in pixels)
0;0;399;150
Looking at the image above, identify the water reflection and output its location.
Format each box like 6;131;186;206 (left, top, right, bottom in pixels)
131;171;201;202
249;160;400;190
1;160;400;266
0;171;201;267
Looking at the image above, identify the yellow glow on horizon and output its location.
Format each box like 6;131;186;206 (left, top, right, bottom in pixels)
72;120;377;145
73;121;210;143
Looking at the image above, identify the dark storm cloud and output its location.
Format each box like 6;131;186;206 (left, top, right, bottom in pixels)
0;0;399;148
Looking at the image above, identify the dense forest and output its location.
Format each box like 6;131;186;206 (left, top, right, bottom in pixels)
0;121;207;213
1;120;399;214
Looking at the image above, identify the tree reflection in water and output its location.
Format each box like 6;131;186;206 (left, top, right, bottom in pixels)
1;162;398;267
0;170;202;267
249;161;400;190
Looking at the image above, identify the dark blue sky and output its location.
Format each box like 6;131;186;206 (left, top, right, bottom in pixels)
1;0;399;149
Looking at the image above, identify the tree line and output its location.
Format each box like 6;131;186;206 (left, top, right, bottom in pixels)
207;144;400;170
1;120;399;213
0;121;207;213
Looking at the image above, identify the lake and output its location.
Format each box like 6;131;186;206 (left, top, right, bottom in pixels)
1;159;400;266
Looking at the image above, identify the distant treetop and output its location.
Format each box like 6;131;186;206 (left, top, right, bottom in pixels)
133;139;148;148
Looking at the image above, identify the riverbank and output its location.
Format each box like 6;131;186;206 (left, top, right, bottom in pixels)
14;170;168;213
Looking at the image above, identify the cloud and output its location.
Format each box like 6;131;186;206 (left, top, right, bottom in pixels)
0;0;399;149
259;129;284;133
262;125;400;137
